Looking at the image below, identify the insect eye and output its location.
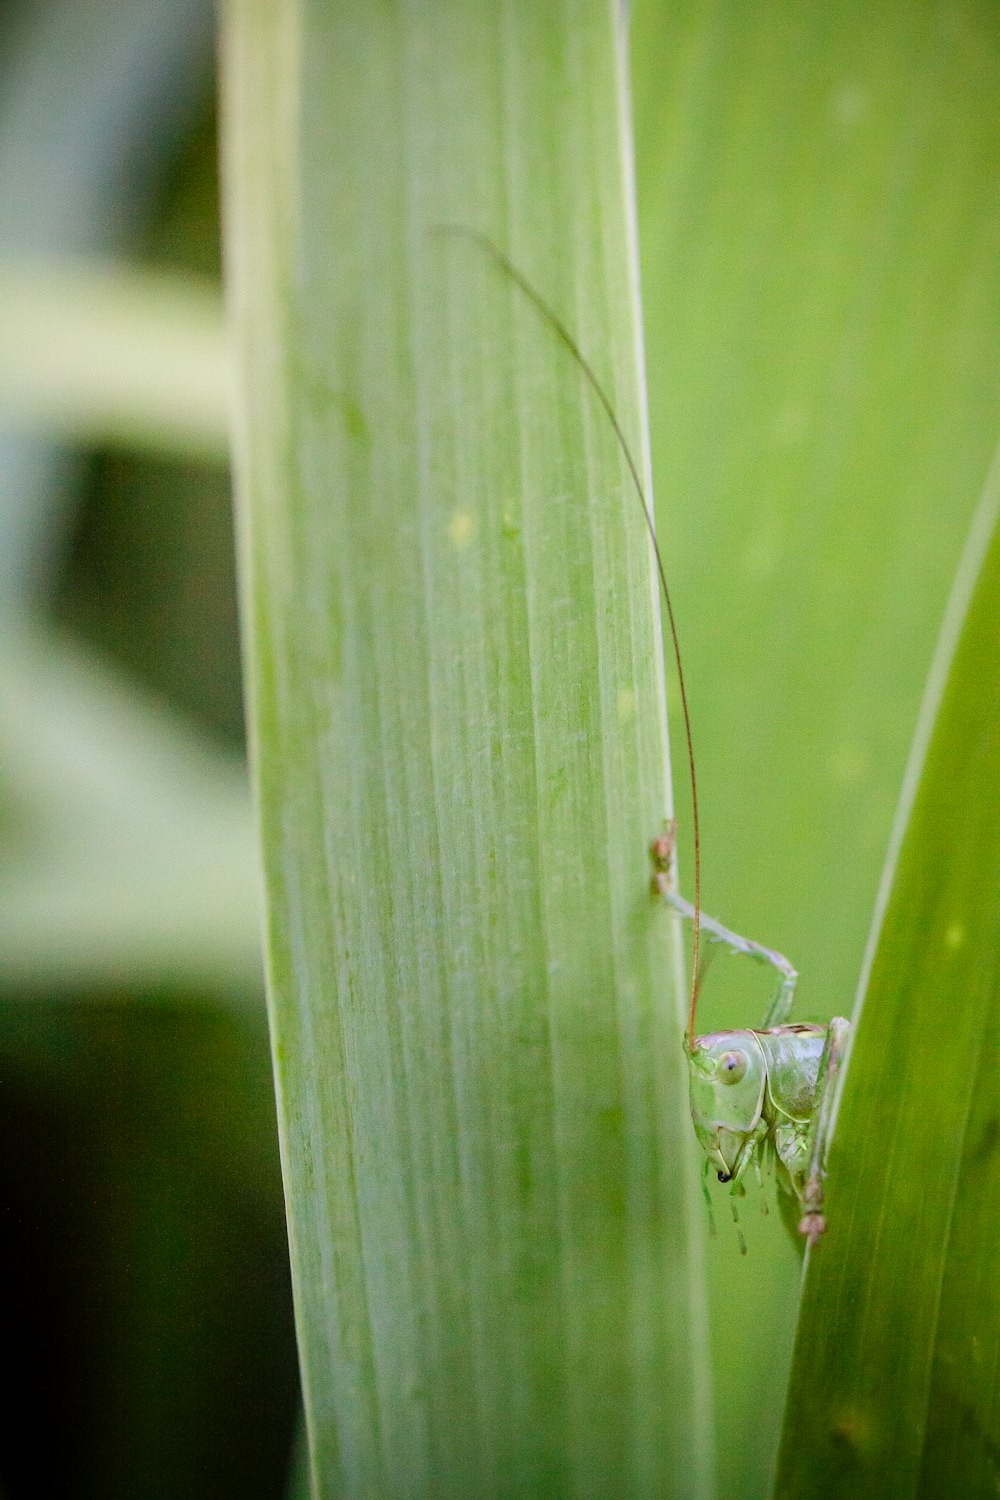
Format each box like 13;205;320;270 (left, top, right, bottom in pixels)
718;1050;747;1085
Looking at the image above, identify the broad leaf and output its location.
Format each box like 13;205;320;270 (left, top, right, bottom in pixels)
773;460;1000;1495
221;3;712;1495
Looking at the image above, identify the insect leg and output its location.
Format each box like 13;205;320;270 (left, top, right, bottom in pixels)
752;1153;769;1216
798;1017;850;1245
701;1159;717;1238
720;1125;767;1256
650;841;799;1024
721;1119;769;1190
760;971;798;1030
729;1196;747;1256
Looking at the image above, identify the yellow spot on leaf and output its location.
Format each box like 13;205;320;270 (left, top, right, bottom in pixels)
943;923;965;951
448;510;475;547
617;687;635;720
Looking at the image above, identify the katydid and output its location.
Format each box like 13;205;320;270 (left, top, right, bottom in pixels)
438;225;849;1249
650;825;849;1248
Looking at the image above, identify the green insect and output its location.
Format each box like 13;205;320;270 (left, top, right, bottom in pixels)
650;826;849;1249
439;225;849;1249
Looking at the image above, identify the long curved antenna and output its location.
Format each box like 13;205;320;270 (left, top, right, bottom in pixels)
435;226;702;1043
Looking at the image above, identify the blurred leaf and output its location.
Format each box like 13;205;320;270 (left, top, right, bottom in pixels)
57;448;244;746
772;453;1000;1495
221;2;712;1496
0;263;228;458
0;630;259;996
0;999;296;1498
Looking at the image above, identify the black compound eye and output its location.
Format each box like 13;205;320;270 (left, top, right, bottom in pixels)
718;1050;747;1085
717;1170;731;1183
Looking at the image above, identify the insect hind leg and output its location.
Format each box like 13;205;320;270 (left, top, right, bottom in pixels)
761;971;798;1030
650;825;799;1024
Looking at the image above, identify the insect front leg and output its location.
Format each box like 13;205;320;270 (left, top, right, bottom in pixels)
717;1119;769;1254
701;1159;717;1238
798;1017;851;1245
720;1117;769;1195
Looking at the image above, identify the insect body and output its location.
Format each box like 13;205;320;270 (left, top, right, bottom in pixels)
441;225;849;1248
689;1020;849;1246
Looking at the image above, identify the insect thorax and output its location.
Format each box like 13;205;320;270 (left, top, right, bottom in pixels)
755;1025;826;1123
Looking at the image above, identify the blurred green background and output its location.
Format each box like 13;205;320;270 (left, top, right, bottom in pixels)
1;1;998;1496
0;3;296;1496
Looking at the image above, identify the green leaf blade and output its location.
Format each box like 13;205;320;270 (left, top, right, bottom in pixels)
221;3;712;1495
773;460;1000;1498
